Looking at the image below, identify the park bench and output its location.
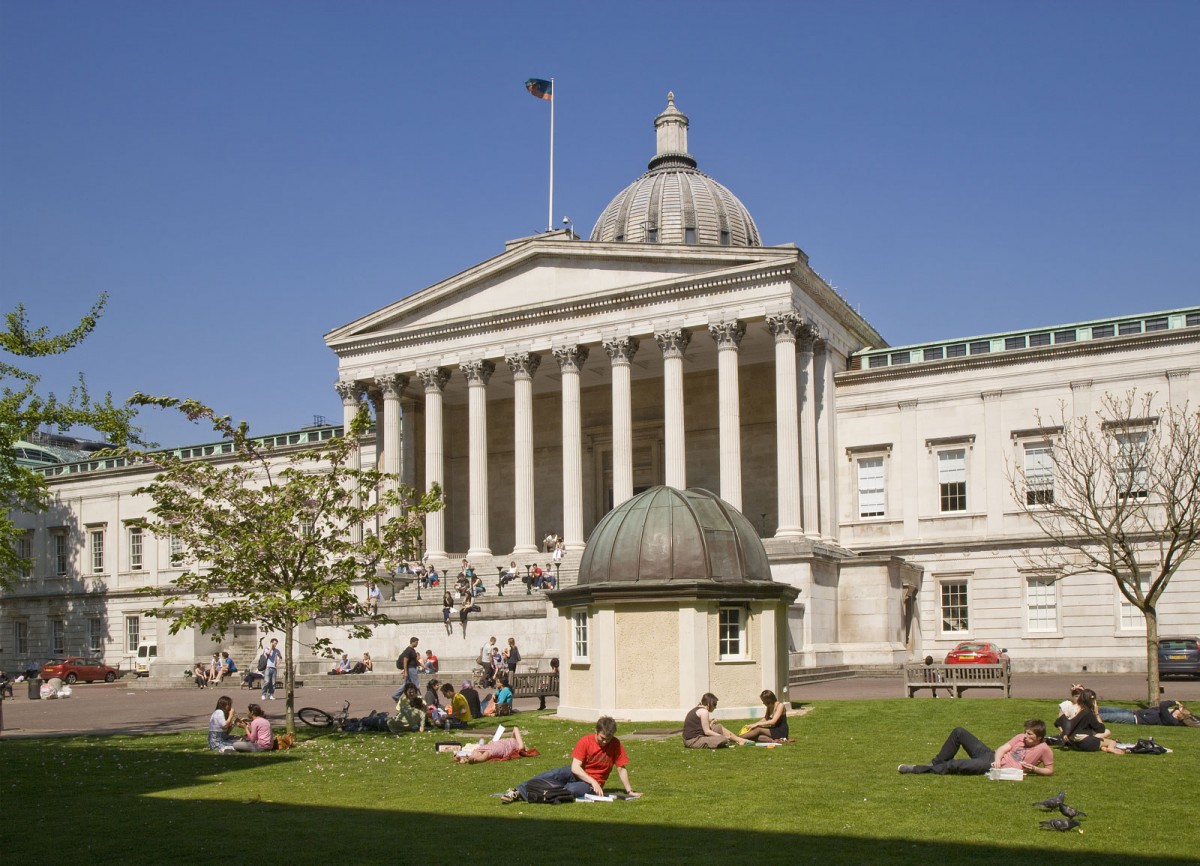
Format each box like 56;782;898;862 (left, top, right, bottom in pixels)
509;670;560;710
903;661;1011;698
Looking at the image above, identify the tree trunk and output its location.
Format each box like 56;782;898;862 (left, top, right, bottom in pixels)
284;620;295;735
1143;605;1160;705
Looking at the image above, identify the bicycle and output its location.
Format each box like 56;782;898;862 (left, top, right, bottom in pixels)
297;700;352;731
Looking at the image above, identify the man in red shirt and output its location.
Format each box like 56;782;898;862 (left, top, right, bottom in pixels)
503;716;642;802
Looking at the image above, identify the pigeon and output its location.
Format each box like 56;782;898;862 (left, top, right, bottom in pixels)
1058;803;1087;819
1039;818;1082;832
1032;791;1067;809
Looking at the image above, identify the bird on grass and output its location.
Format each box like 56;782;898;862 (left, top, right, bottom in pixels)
1039;817;1082;832
1032;791;1067;809
1058;803;1086;819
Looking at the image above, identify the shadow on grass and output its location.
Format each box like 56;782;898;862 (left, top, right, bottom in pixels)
6;735;1192;866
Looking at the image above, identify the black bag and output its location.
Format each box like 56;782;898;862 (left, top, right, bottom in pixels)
256;653;267;672
1127;737;1168;755
523;777;577;804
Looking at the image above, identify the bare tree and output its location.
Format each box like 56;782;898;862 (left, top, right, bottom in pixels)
1009;390;1200;702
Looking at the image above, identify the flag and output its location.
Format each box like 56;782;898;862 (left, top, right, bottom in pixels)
525;78;552;101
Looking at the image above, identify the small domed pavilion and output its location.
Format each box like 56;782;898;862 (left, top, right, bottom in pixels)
550;486;799;722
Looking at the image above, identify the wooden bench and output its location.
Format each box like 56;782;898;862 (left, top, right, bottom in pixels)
510;671;560;710
903;662;1011;698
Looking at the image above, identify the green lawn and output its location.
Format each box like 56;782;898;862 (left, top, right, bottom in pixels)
6;699;1193;864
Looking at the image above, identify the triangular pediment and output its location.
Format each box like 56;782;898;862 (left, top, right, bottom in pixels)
325;239;792;350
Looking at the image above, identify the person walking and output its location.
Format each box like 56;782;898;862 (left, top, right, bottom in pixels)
260;638;282;701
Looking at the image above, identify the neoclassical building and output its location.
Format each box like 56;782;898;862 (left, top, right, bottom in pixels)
4;94;1198;678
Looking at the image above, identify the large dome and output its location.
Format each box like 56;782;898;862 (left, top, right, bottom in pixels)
577;486;772;585
590;94;761;247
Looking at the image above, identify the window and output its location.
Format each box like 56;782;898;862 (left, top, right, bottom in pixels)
54;531;69;576
1091;324;1114;339
1054;329;1077;343
51;619;66;655
938;449;967;512
88;616;104;655
1119;575;1149;631
645;227;658;243
719;230;730;246
1026;577;1058;632
300;519;315;538
1028;332;1051;347
169;533;183;564
16;531;32;579
923;347;943;361
1024;443;1054;505
684;227;697;244
15;621;28;656
129;527;143;571
90;528;105;574
571;610;589;662
890;351;910;365
718;606;745;659
946;343;966;358
940;580;969;633
1005;335;1027;350
126;615;140;653
858;457;885;518
969;340;991;355
1114;430;1150;500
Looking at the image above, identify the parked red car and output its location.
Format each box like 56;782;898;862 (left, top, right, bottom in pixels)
944;641;1009;665
39;657;120;684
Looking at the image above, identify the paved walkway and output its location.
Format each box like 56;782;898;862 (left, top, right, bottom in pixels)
2;673;1196;739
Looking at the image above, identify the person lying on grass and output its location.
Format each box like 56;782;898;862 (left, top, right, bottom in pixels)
501;716;641;803
682;693;753;748
455;726;537;763
1099;699;1198;727
898;719;1054;776
740;689;790;743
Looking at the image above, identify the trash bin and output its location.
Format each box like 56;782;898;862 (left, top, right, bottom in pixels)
28;678;43;700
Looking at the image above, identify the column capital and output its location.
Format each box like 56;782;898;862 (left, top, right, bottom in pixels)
505;352;542;381
335;380;366;407
418;367;451;393
708;319;746;350
603;336;640;366
375;373;409;398
655;327;692;359
553;344;590;373
461;359;495;386
767;312;818;347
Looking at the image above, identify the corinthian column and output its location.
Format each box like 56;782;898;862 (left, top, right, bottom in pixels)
506;352;541;556
709;320;745;509
335;380;365;545
655;328;691;489
603;337;639;508
418;367;450;558
798;327;820;536
376;374;408;522
815;342;839;540
554;344;589;550
462;359;495;558
768;313;803;538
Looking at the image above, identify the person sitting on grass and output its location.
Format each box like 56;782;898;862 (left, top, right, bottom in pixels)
460;679;483;718
232;703;275;752
455;726;534;764
502;716;641;803
440;682;472;728
482;673;514;717
388;683;426;733
898;719;1054;776
208;695;236;750
1054;688;1125;753
741;689;789;743
683;693;753;748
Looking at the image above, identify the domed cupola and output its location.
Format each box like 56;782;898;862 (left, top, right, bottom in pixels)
590;93;761;247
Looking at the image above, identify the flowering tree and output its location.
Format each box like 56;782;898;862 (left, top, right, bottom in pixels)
125;396;441;733
1010;390;1200;702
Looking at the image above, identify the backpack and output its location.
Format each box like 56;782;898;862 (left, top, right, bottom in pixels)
523;777;577;804
1127;737;1168;755
256;653;267;672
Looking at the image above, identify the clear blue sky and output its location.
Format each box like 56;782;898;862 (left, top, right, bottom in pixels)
3;1;1197;447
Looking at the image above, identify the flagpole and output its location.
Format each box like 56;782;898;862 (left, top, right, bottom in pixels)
548;77;555;232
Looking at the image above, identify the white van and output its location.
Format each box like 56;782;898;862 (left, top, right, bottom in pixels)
135;639;158;677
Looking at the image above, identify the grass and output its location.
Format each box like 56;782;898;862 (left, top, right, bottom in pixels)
6;699;1195;865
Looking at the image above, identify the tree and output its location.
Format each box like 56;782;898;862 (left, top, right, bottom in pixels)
1010;390;1200;702
124;395;441;733
1;295;141;589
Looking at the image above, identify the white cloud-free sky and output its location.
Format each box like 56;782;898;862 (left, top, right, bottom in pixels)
3;1;1197;446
